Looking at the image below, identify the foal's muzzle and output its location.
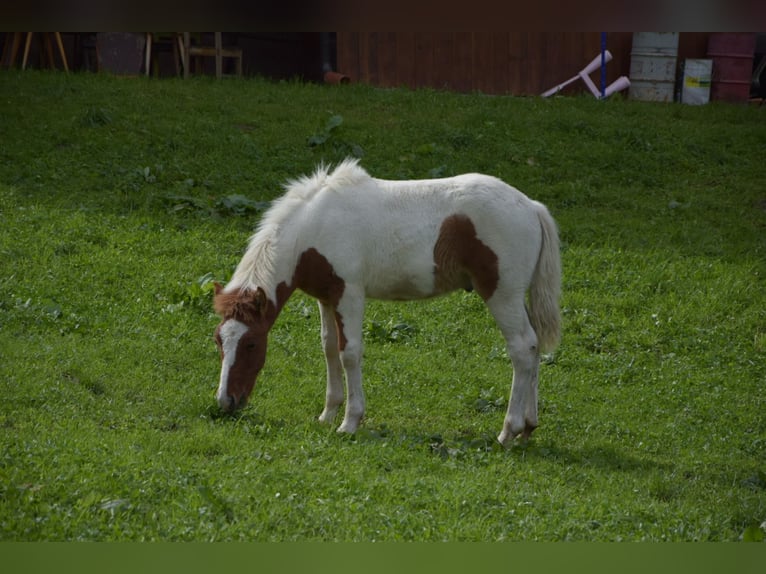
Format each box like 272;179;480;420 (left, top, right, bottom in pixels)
218;393;242;413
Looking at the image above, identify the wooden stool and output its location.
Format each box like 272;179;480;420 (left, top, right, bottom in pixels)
145;33;184;76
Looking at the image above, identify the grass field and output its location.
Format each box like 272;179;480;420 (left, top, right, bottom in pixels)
0;70;764;541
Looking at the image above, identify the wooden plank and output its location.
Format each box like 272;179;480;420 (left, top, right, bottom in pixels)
395;32;416;88
431;32;454;90
473;33;494;94
365;32;379;85
555;32;583;95
336;32;360;80
507;33;525;95
378;32;398;87
492;32;510;95
537;33;557;94
611;32;633;79
452;32;473;92
415;33;434;89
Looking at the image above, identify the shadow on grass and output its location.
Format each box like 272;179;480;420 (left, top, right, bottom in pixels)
202;403;274;427
521;441;672;474
350;423;671;475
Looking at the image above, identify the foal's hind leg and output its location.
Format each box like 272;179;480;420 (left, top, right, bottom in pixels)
318;301;344;424
487;294;541;446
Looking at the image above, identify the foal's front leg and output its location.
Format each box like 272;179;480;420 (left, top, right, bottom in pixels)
318;301;344;424
335;288;366;434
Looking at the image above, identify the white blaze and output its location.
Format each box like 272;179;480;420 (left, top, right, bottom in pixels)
216;319;249;407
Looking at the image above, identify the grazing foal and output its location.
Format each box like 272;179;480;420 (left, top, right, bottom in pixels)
213;159;560;446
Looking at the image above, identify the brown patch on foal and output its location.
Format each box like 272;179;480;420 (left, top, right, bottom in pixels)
293;248;346;306
293;247;348;350
333;311;348;350
433;214;499;300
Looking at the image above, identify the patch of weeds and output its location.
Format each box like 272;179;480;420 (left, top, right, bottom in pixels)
446;130;475;151
472;388;506;413
307;114;364;159
163;193;210;215
307;114;343;147
113;165;165;206
139;165;160;184
5;296;84;334
162;191;269;218
80;106;112;127
364;318;418;344
215;194;270;216
166;272;219;313
428;431;501;460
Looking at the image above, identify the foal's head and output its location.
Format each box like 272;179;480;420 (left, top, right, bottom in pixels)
213;284;274;413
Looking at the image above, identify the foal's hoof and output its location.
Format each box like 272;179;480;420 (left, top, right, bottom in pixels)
336;422;357;434
521;423;537;440
318;409;338;425
336;416;363;434
497;423;537;448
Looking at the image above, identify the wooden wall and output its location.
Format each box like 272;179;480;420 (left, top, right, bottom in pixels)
337;32;635;96
3;32;717;94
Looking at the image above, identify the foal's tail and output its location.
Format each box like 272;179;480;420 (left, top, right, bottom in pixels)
528;202;562;353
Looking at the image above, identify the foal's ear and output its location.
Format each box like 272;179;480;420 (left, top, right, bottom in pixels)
254;287;268;316
241;287;269;319
214;282;223;296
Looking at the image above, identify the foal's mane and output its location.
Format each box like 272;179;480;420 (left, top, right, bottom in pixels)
225;158;369;297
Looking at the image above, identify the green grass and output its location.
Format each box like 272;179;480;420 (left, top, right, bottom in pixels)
0;70;764;541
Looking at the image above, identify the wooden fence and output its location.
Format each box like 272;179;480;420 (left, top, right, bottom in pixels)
337;32;665;96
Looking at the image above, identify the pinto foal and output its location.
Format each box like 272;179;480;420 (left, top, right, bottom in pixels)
213;159;561;446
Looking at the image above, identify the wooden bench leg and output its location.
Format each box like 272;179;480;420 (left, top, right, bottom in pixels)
53;32;69;72
22;32;33;70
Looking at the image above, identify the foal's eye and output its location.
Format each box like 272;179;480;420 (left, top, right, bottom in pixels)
246;342;256;350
